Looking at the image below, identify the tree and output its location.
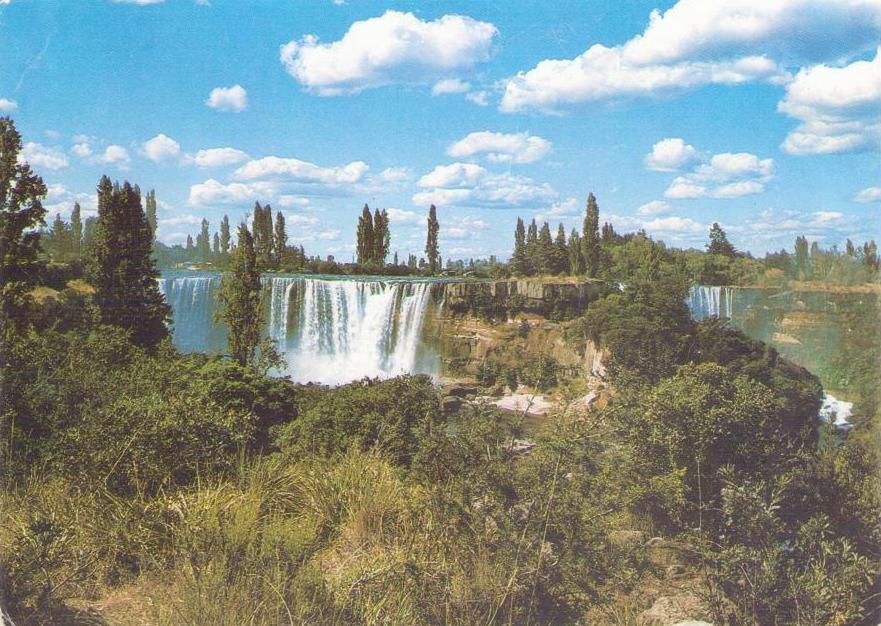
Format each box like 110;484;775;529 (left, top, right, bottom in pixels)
0;116;47;333
794;235;810;280
568;229;583;275
425;204;439;274
70;202;83;256
216;223;263;366
185;234;194;259
212;232;220;256
274;210;287;267
252;203;274;268
581;192;600;277
552;223;569;274
197;218;210;261
525;218;539;275
707;222;736;257
537;221;554;274
601;221;616;243
219;214;231;255
86;176;170;347
372;208;390;266
145;189;157;242
511;217;529;275
356;204;374;265
47;212;70;259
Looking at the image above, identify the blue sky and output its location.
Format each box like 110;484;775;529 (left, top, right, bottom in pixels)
1;0;879;261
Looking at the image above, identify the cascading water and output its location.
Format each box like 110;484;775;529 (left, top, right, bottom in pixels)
687;285;734;320
159;272;439;385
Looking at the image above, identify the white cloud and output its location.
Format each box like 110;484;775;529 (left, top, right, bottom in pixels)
277;195;311;208
414;162;557;208
20;142;69;170
99;145;131;167
234;156;368;185
500;0;881;113
188;179;277;206
205;85;248;112
160;214;203;227
287;214;320;226
447;131;552;164
142;133;181;162
854;186;881;203
0;98;16;112
644;138;699;171
42;184;97;218
193;147;249;168
778;49;881;155
812;211;843;223
279;10;497;95
637;200;671;216
386;207;421;224
375;167;412;183
465;90;490;106
432;78;470;95
663;150;774;199
418;162;485;188
642;216;705;233
71;142;92;158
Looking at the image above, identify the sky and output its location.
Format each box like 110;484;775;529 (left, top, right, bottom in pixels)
1;0;879;261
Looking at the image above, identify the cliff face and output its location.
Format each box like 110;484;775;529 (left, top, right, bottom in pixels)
442;279;607;319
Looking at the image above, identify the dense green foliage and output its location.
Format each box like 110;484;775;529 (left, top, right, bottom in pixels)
425;203;440;274
216;223;263;366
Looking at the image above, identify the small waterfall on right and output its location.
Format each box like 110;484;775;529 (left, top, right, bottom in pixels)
687;285;734;321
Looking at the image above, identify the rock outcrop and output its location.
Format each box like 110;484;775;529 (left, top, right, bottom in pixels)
442;278;606;319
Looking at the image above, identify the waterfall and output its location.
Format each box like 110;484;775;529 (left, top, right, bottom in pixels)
160;273;439;385
687;285;734;321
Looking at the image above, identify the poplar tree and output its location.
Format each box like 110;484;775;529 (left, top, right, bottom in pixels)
86;176;170;347
145;189;157;242
525;218;539;275
425;204;439;274
707;222;736;257
552;223;568;275
216;223;263;366
213;232;220;256
581;193;600;277
356;204;374;265
372;208;390;266
537;221;554;274
70;202;83;256
197;218;210;261
185;234;194;259
220;214;231;254
511;217;529;275
568;229;583;275
274;210;287;267
0;116;47;333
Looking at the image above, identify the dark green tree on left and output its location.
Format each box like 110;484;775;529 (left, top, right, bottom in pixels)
86;175;170;347
0;117;47;335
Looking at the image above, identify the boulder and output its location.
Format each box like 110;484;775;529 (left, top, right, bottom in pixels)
641;594;706;626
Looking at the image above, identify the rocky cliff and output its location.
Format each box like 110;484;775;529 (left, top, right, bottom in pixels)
441;278;607;319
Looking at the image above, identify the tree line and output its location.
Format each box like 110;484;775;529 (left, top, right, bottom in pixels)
355;203;440;273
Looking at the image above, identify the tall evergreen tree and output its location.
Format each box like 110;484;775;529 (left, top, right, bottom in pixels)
145;189;157;242
537;221;554;274
552;223;568;275
372;208;390;266
0;116;47;334
220;214;231;255
197;218;211;261
601;221;616;243
581;193;600;277
356;204;374;265
707;222;736;257
568;229;583;275
216;223;263;366
70;202;83;255
48;212;70;259
794;235;810;280
425;204;440;274
525;218;539;275
213;232;220;256
274;210;287;267
86;176;170;347
511;217;529;275
185;234;194;260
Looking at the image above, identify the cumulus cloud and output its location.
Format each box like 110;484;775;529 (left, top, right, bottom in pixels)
0;98;18;112
447;131;552;164
188;179;278;206
233;156;368;185
662;149;774;199
20;142;69;170
432;78;470;95
205;85;248;112
279;11;497;95
778;48;881;155
465;91;490;106
193;147;249;168
414;162;556;208
142;133;181;162
71;142;92;158
98;145;131;167
386;207;421;224
637;200;671;216
854;186;881;203
644;138;700;171
500;0;881;113
42;184;97;218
